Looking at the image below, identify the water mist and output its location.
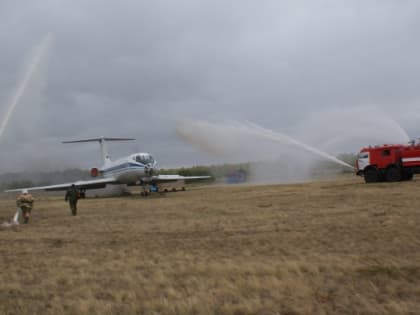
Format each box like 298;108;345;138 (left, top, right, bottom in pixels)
176;120;355;183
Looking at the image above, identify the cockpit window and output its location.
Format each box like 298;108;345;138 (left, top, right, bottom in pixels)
135;154;154;165
358;152;369;159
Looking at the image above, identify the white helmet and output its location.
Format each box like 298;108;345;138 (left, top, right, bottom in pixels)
22;189;28;194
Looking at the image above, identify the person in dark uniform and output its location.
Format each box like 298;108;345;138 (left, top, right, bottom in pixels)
65;184;79;216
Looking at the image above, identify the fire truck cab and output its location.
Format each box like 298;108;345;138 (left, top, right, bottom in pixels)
357;143;420;183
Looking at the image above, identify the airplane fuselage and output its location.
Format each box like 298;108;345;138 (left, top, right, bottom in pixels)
4;138;211;194
101;153;157;185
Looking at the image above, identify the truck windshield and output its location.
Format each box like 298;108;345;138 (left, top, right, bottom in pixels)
358;152;369;159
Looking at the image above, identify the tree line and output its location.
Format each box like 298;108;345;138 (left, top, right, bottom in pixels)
0;154;357;189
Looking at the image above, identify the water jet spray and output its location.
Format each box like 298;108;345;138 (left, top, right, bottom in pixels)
176;119;355;183
243;121;355;170
0;32;52;141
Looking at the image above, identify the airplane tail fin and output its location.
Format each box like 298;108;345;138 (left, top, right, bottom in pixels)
62;137;135;165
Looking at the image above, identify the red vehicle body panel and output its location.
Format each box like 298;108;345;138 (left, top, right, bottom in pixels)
357;143;420;182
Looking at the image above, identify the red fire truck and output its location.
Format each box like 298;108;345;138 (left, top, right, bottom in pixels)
356;142;420;183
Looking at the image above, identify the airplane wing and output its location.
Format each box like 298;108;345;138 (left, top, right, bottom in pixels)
5;177;118;192
152;174;211;183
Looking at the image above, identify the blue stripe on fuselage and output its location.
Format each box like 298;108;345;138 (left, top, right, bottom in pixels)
103;162;145;173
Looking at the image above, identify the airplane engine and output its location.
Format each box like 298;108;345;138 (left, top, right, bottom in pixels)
90;167;100;177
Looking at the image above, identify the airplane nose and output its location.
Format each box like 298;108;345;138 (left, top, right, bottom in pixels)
145;164;156;175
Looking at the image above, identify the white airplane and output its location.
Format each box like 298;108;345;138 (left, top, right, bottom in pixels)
5;137;211;195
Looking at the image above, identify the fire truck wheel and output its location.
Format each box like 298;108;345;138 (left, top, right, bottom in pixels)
402;170;414;181
385;166;402;182
364;168;379;183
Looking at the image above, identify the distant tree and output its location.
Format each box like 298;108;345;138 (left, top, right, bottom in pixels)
178;166;213;177
159;163;251;182
5;180;35;190
0;168;90;190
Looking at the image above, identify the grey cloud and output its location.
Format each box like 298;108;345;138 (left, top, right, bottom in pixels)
1;0;420;172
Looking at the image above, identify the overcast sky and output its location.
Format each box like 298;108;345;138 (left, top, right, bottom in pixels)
1;0;420;172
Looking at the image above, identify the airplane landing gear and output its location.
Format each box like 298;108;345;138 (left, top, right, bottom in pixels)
140;183;160;197
140;187;150;197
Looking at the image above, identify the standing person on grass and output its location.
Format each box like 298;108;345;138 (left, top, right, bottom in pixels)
16;189;34;224
65;184;79;216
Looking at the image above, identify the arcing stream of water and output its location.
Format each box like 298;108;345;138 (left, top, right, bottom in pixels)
243;121;355;169
293;107;410;155
176;119;355;172
0;33;52;140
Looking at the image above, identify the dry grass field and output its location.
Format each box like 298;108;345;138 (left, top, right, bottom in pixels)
1;176;420;315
